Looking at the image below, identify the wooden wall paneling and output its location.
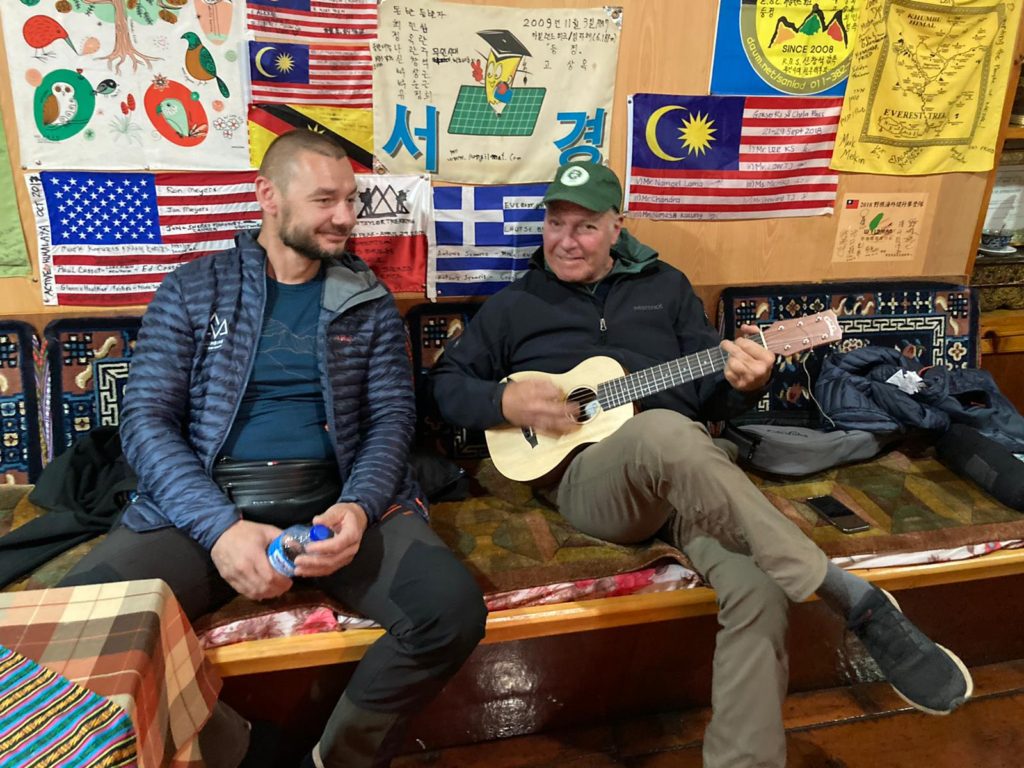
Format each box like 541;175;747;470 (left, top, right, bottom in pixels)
966;16;1024;278
0;0;1018;331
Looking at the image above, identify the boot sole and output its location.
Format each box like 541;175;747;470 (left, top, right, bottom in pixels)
881;589;974;716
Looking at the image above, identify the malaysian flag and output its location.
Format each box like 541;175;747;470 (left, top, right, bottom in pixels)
626;94;842;220
431;184;547;297
247;0;376;43
249;42;372;109
26;171;260;306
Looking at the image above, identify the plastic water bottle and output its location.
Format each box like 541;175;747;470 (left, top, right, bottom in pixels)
267;524;333;577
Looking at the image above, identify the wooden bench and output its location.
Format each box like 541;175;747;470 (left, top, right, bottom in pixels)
206;548;1024;677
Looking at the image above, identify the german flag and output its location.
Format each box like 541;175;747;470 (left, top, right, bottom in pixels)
248;104;374;171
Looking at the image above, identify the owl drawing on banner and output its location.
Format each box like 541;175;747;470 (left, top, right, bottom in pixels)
43;82;78;128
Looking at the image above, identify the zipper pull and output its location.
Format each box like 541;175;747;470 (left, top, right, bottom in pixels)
599;317;607;332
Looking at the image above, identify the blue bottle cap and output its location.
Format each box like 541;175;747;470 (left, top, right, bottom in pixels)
309;524;333;541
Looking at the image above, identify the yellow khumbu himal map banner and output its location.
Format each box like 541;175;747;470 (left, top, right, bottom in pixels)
830;0;1023;175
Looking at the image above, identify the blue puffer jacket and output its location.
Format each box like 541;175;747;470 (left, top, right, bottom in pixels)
815;346;1024;452
119;231;424;550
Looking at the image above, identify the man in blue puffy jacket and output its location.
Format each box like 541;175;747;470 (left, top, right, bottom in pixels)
61;131;486;768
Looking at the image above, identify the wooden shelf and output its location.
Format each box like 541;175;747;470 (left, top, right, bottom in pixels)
980;308;1024;355
1006;125;1024;141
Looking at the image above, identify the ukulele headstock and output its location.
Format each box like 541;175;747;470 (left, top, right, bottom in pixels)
758;310;842;356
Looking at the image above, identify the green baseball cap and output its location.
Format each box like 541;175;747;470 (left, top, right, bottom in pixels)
542;161;623;213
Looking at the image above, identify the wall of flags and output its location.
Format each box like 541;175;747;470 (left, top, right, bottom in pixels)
0;0;1015;313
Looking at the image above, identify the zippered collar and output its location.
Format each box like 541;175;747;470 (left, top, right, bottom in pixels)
235;229;388;316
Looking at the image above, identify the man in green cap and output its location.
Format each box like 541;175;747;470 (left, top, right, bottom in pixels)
431;161;971;768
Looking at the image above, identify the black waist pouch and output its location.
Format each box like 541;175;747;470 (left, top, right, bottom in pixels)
212;458;342;527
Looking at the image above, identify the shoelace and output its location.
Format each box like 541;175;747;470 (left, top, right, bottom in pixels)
855;601;926;667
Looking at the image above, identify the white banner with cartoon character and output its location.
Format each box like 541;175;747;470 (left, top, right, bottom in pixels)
372;0;622;183
1;1;249;170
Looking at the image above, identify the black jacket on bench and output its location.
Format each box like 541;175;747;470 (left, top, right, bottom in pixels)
0;427;135;588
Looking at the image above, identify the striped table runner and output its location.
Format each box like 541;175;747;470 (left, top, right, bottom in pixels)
0;644;136;767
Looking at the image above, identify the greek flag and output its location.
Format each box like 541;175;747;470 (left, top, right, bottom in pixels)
431;183;547;296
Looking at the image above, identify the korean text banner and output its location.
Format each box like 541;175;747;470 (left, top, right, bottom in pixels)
431;183;546;296
830;0;1023;175
710;0;859;97
373;0;622;183
0;3;250;170
626;94;841;220
27;170;424;306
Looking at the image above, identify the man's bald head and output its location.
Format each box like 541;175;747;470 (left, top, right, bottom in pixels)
258;131;350;191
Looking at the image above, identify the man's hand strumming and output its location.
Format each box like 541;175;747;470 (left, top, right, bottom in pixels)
500;378;580;436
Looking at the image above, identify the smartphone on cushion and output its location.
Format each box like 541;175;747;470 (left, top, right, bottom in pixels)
805;495;871;534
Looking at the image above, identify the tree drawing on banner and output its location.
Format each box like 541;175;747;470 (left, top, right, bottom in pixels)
52;0;185;73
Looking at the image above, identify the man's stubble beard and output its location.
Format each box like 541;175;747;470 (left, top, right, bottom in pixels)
279;208;350;262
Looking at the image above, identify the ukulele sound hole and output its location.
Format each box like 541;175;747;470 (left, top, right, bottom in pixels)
567;387;599;423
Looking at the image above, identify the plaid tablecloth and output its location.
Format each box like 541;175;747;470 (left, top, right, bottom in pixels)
0;580;222;767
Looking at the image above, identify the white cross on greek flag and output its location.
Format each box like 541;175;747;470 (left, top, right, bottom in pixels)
431;183;547;296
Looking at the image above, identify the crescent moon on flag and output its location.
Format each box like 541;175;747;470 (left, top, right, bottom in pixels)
254;46;278;79
645;105;687;162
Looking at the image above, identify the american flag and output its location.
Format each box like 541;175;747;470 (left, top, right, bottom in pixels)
246;0;377;43
27;171;427;306
626;94;842;220
27;171;260;306
431;184;547;297
249;41;372;109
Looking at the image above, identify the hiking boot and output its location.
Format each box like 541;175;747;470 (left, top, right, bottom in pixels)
848;587;973;715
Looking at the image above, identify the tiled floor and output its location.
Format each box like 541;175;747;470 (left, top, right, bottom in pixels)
393;660;1024;767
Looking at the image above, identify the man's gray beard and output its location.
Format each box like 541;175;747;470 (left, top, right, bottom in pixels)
280;223;348;262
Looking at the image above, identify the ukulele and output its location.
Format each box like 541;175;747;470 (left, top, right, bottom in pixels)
485;310;842;483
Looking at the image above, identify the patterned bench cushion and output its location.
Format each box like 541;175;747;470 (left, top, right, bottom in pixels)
39;309;481;461
717;281;978;422
43;317;141;459
0;322;42;483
